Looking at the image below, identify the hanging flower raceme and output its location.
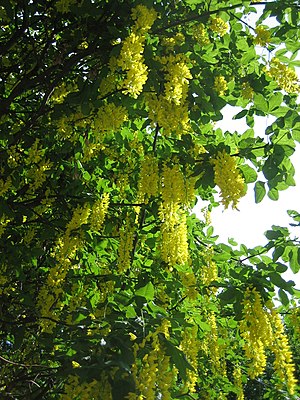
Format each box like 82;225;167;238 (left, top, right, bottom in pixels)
267;57;300;93
117;216;135;273
160;54;192;105
210;17;229;37
239;287;273;379
269;307;297;395
241;81;254;101
214;75;228;96
239;288;297;394
94;103;128;137
179;325;200;393
211;150;245;209
127;320;175;400
116;5;157;97
138;155;159;202
254;26;271;46
158;163;191;266
233;366;245;400
192;23;210;46
90;193;110;232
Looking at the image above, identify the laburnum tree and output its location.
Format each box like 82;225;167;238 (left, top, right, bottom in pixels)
1;0;300;398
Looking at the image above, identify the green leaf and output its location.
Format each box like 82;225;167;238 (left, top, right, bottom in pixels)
233;109;247;120
254;181;266;203
267;188;279;201
83;171;91;181
288;247;300;273
135;282;155;300
218;287;239;303
269;92;283;112
239;164;257;183
163;338;194;381
269;272;288;289
278;289;289;306
254;93;268;113
272;247;284;262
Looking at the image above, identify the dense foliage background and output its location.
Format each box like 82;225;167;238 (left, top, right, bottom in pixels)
1;0;300;398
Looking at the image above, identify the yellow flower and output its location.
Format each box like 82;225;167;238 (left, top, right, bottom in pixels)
131;4;157;33
214;76;228;96
210;17;229;37
239;287;273;378
94;103;128;135
192;23;210;46
241;81;254;101
267;57;300;93
211;150;245;209
254;26;271;46
160;54;192;105
72;361;80;368
138;155;159;201
129;333;137;341
269;308;297;395
90;193;110;232
117;218;135;272
233;366;244;400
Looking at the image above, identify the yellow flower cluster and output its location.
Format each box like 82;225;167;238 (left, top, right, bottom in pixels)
161;32;185;49
267;57;300;93
138;155;159;202
180;325;200;392
7;145;21;167
161;163;186;204
117;218;135;272
147;93;190;137
28;160;53;191
90;193;110;232
160;54;192;105
65;203;90;236
211;150;245;209
82;142;104;162
233;366;244;400
131;4;157;33
192;23;210;46
241;81;254;101
180;270;198;300
51;82;76;103
200;247;218;291
26;139;44;165
0;176;12;197
239;287;273;378
159;204;189;266
270;308;297;395
61;374;102;400
147;53;191;137
206;311;224;374
210;17;229;37
159;164;190;266
55;0;76;13
37;199;110;332
117;5;157;97
0;215;10;238
94;103;128;138
239;289;297;393
254;26;271;46
128;321;175;400
214;76;228;96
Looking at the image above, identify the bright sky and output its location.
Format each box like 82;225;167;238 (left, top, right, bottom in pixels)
195;106;300;289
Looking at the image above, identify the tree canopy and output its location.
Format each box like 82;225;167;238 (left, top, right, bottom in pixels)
1;0;300;398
